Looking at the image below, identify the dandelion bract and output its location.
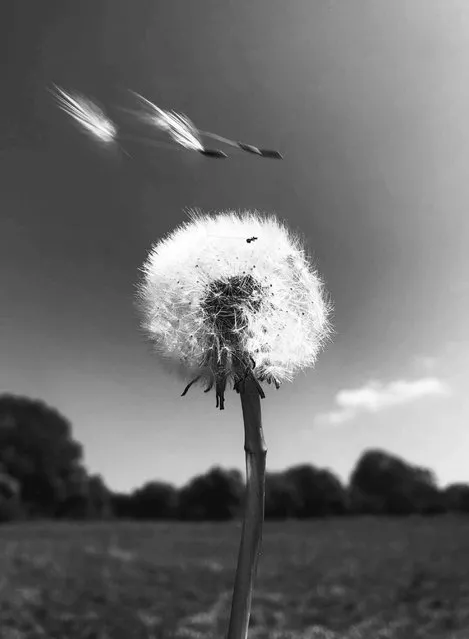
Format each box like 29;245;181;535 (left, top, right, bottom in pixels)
138;210;332;409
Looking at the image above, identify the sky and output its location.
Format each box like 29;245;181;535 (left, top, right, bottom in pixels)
1;0;468;493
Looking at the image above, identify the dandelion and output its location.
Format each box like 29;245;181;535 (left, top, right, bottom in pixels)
137;209;332;639
51;85;117;146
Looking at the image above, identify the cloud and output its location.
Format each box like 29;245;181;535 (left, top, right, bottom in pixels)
316;377;451;426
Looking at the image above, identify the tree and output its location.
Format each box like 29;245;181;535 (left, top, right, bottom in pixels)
264;471;302;519
177;467;243;521
0;466;23;523
283;464;348;518
443;483;469;513
53;464;89;519
109;491;135;519
0;393;88;518
85;474;112;519
349;449;442;515
130;480;178;519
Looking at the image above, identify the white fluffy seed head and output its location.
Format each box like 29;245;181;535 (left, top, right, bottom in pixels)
137;210;332;407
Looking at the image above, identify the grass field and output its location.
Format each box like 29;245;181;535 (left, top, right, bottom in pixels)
1;516;469;639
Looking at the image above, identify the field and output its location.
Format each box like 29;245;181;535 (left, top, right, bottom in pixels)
1;517;469;639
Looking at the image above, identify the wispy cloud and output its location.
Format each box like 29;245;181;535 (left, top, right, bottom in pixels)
316;377;452;426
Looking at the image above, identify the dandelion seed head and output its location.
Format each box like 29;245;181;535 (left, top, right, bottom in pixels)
53;85;117;145
138;210;332;407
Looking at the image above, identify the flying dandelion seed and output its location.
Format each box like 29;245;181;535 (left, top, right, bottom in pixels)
130;91;227;156
52;85;117;145
129;90;282;159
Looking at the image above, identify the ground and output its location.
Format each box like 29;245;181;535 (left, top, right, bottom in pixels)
1;516;469;638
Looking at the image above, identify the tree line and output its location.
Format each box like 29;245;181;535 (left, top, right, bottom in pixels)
1;393;468;523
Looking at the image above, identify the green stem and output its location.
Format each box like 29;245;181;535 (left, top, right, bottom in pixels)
226;374;267;639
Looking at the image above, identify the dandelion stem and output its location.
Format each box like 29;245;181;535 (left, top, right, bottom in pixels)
227;372;267;639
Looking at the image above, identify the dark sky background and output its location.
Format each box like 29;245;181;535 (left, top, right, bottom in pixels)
1;0;468;492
